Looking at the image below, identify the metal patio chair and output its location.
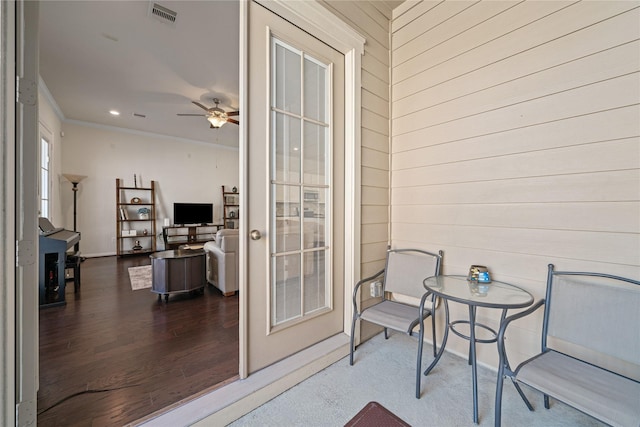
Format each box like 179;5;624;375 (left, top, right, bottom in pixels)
495;264;640;426
349;248;443;398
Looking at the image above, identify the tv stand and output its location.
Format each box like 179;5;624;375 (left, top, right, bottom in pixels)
163;224;223;250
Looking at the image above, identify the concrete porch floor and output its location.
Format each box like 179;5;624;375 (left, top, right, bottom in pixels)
229;333;604;427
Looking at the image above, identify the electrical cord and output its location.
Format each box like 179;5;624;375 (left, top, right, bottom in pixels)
37;383;141;415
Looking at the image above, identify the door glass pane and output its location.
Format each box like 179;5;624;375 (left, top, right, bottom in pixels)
274;185;301;253
271;36;331;328
40;137;50;218
41;139;48;168
274;42;301;114
41;173;48;199
304;249;326;314
41;201;49;219
273;253;302;324
304;57;326;122
303;121;326;186
273;112;301;182
303;187;326;249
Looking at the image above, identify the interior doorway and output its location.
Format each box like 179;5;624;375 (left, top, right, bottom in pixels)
34;1;242;423
22;0;365;424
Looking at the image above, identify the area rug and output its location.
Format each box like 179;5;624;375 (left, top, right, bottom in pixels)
128;265;152;290
344;401;410;427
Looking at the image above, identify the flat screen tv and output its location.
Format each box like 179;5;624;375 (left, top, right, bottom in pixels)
173;203;213;225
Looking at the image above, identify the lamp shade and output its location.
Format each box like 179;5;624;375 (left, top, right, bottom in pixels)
206;110;228;128
62;173;87;184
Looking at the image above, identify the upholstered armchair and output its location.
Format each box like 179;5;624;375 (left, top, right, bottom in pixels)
203;229;239;296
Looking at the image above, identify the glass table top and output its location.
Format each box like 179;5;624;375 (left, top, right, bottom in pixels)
423;275;533;309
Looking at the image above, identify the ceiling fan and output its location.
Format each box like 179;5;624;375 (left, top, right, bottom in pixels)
177;98;239;128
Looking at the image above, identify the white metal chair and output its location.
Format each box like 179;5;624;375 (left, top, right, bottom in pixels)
349;248;443;398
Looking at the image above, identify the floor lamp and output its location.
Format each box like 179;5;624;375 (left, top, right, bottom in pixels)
62;173;87;254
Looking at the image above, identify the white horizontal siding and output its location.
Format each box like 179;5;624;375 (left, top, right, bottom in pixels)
393;2;637;97
391;170;640;204
395;126;639;180
394;9;639;117
394;72;639;151
320;1;392;280
361;127;389;153
394;222;639;266
362;90;389;120
323;1;390;49
393;1;517;66
369;1;400;22
362;70;389;101
362;54;389;85
362;205;388;224
362;108;389;136
393;1;458;41
362;166;389;189
393;105;640;169
362;223;388;244
391;0;640;367
392;202;640;234
394;41;640;129
393;138;639;184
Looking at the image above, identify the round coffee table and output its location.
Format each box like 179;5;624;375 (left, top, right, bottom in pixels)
149;249;206;302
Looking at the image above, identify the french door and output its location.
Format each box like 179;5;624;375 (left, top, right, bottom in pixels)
246;1;345;372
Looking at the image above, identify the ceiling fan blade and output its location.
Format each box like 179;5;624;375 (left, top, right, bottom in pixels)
227;111;240;116
192;101;210;111
227;118;240;125
177;113;206;116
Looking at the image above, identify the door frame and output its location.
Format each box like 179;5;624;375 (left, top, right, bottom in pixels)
238;0;365;378
3;0;40;425
1;0;17;424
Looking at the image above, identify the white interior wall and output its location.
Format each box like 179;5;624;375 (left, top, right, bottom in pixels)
61;121;239;257
391;0;640;368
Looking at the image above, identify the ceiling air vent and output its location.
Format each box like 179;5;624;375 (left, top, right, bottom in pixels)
149;3;177;26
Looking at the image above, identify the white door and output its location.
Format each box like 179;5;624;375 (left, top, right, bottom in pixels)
246;1;345;372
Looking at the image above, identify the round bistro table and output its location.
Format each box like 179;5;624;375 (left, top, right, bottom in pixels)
423;275;534;424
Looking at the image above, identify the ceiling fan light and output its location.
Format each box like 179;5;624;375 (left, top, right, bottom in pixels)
207;112;227;128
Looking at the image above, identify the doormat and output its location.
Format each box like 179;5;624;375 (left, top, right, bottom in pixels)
344;401;410;427
128;265;152;290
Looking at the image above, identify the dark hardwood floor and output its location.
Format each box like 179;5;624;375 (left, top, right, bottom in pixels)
38;255;239;426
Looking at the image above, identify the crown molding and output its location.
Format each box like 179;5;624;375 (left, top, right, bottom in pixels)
38;76;65;121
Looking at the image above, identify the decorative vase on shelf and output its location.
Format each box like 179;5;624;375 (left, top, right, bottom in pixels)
138;207;151;220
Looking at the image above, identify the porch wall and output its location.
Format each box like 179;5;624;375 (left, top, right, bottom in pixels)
319;1;394;341
390;1;640;367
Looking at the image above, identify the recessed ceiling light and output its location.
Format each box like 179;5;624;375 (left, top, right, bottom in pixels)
109;110;120;116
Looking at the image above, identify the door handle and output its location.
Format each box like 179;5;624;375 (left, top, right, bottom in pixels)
250;230;262;240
